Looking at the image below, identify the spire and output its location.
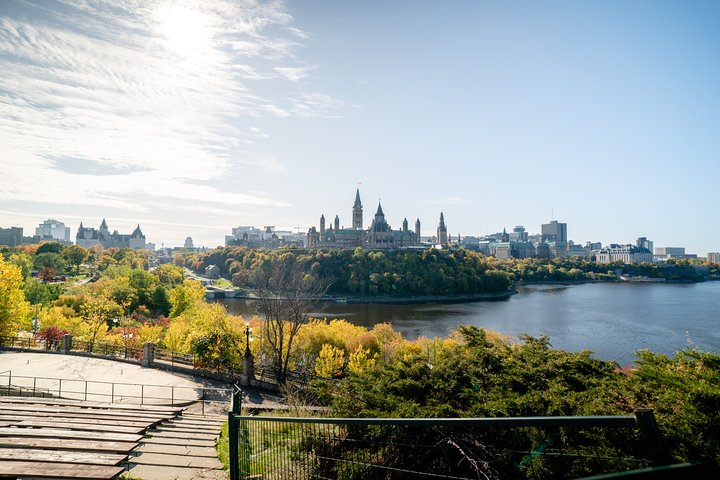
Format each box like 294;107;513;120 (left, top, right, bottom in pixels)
354;188;362;207
375;202;384;217
131;224;143;238
100;218;108;229
79;221;84;229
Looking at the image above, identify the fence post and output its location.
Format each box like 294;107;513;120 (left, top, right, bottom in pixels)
61;334;72;354
142;342;155;367
229;384;241;480
635;409;668;466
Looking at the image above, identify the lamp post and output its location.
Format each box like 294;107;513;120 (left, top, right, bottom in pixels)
241;322;254;386
244;322;253;356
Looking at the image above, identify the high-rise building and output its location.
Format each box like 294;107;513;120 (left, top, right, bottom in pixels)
541;220;567;243
184;237;194;249
708;252;720;264
509;226;528;242
636;237;653;253
437;213;448;245
35;219;70;242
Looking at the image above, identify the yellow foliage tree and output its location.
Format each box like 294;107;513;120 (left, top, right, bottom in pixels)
169;280;206;317
314;343;346;378
347;346;378;374
0;255;31;336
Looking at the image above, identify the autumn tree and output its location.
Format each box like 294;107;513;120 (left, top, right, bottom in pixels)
253;258;329;384
0;255;32;336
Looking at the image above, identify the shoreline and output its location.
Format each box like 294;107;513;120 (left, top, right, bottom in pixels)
227;289;518;305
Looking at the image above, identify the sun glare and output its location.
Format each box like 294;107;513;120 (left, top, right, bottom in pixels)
156;4;212;62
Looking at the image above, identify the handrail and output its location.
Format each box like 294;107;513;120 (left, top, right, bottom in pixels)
229;414;639;428
0;372;232;412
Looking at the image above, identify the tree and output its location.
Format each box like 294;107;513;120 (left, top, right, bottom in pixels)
168;280;206;317
34;252;66;274
36;242;65;254
0;255;32;336
253;258;329;384
63;245;90;274
24;277;62;305
80;297;123;349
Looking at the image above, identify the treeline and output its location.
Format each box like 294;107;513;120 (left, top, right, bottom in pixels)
181;247;514;296
179;247;713;293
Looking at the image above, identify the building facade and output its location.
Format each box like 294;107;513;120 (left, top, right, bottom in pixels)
541;220;567;243
225;226;304;249
307;189;419;249
35;219;71;243
76;219;146;249
0;227;24;247
595;244;653;264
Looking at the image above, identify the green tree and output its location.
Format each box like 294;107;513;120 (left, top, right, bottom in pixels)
34;252;67;274
23;277;62;305
63;245;90;274
36;242;65;254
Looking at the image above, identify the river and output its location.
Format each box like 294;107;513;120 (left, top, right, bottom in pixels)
218;281;720;365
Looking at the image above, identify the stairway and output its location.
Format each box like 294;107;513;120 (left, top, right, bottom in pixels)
126;412;226;480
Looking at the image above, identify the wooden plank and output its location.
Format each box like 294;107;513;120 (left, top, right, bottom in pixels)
0;413;156;429
0;405;168;423
0;460;124;479
0;436;137;453
0;426;142;443
0;397;184;414
15;420;145;435
0;448;127;466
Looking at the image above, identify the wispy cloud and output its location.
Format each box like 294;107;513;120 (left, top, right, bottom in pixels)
274;65;316;82
0;0;340;227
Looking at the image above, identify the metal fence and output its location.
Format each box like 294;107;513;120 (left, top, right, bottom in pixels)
0;371;231;412
227;390;687;480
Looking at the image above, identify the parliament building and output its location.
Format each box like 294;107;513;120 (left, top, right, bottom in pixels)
307;189;421;249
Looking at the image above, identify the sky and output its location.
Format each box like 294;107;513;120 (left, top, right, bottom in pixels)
0;0;719;254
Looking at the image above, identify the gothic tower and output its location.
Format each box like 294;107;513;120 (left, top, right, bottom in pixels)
334;215;340;231
415;218;421;240
402;218;409;232
319;215;326;241
352;189;363;230
437;212;448;245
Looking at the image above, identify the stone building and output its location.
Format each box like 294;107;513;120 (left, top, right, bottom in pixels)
307;189;419;249
76;218;146;249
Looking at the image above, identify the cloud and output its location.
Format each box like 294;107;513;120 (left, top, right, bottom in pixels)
274;66;316;82
0;0;340;222
290;92;350;118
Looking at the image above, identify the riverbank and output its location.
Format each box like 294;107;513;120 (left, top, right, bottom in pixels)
226;289;517;304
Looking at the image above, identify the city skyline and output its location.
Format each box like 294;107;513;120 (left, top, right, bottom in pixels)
1;1;719;253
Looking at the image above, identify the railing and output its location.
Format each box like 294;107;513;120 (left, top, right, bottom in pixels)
0;371;231;413
0;335;308;390
227;389;685;480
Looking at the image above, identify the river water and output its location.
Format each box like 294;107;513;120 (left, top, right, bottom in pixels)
219;281;720;365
